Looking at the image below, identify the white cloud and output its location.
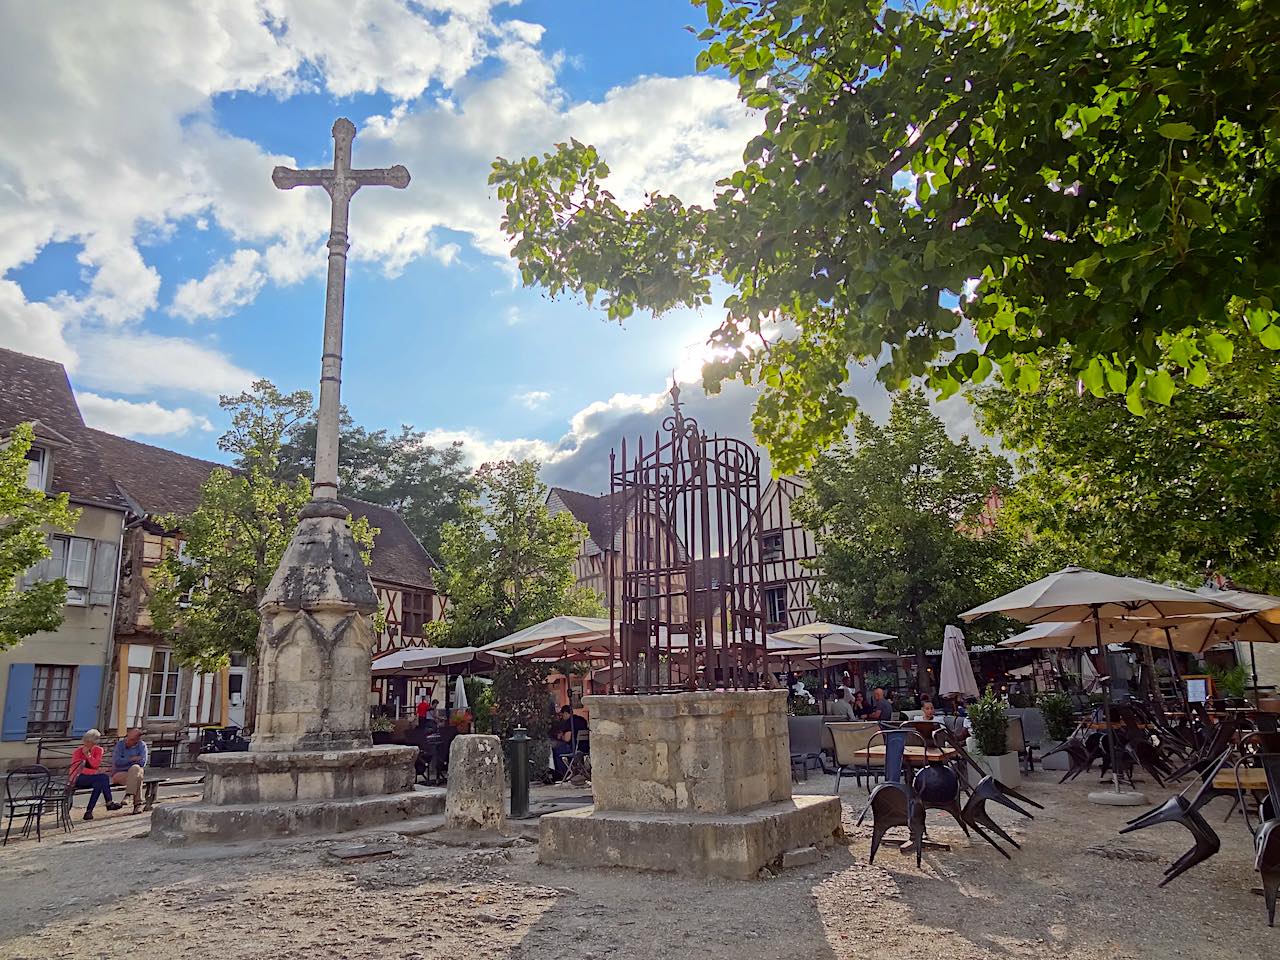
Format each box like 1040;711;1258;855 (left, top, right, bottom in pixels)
419;426;557;467
71;331;255;397
171;249;266;321
0;1;762;415
515;389;550;410
78;392;214;437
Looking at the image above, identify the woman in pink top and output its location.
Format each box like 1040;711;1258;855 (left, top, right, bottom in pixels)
68;729;121;820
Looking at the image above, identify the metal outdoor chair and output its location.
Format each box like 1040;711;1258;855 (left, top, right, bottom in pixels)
563;729;591;785
910;761;969;865
932;728;1041;858
1169;720;1237;782
1119;707;1172;788
787;715;826;775
866;727;928;785
1044;729;1105;784
1235;752;1280;925
828;722;882;792
41;780;75;835
1119;749;1229;887
3;765;52;846
856;731;923;863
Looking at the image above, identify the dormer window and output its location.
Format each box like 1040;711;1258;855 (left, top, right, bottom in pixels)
25;445;48;491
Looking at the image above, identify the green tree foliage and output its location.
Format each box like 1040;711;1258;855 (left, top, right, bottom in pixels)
797;391;1034;688
428;460;604;648
279;409;474;558
150;381;375;671
976;341;1280;593
491;0;1280;471
0;423;79;650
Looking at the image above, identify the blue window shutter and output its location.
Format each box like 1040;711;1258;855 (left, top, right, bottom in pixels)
71;665;103;737
2;664;35;741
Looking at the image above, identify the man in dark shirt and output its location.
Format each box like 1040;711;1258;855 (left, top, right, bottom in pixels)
551;705;589;779
870;687;894;722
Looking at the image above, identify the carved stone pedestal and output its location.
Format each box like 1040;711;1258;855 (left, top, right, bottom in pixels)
152;501;437;844
539;690;840;879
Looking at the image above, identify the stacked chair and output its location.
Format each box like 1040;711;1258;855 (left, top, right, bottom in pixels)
1119;749;1230;886
1233;746;1280;926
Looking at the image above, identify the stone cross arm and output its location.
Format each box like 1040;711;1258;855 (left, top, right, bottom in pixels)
271;164;410;193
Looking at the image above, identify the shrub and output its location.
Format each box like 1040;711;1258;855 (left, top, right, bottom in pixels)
967;690;1008;756
1211;664;1249;700
1038;692;1075;742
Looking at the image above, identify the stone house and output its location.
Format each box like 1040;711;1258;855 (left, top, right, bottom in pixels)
0;345;440;767
0;347;130;767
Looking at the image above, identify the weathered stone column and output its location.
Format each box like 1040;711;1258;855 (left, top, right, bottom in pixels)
252;498;379;753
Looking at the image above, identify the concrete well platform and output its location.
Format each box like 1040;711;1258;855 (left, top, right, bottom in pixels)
150;744;440;844
538;794;841;880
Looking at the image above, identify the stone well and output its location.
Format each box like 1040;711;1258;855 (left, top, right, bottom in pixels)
539;689;840;879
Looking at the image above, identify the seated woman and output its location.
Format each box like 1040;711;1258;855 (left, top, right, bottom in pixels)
69;729;122;820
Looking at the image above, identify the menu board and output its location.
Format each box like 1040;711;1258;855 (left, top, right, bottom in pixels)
1186;677;1210;704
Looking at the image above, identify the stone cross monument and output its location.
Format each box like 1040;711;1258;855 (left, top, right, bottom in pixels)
152;120;440;843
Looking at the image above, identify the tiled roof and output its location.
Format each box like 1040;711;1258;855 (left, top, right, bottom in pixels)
548;486;628;551
88;429;435;591
0;346;129;511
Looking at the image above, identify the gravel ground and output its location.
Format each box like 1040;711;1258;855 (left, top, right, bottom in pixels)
0;770;1273;960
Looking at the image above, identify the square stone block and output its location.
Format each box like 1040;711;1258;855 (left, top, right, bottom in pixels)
539;795;841;880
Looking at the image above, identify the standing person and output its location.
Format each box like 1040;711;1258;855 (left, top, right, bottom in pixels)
110;727;148;815
415;695;430;726
69;730;121;820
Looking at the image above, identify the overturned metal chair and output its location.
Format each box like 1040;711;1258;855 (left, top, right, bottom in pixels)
1119;749;1229;887
857;731;924;863
933;728;1041;858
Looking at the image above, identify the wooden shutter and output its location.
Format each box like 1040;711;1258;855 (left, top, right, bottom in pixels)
2;664;35;741
70;665;104;736
65;537;92;588
89;540;118;606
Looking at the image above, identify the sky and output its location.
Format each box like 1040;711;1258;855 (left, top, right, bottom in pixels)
1;1;977;494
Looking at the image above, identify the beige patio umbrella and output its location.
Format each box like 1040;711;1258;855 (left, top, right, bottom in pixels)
962;566;1243;802
938;625;980;700
478;615;611;653
769;622;895;708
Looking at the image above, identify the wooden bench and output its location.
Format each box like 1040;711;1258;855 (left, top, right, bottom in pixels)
34;738;203;811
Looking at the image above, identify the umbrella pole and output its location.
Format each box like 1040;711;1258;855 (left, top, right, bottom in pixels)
1165;628;1191;721
1093;609;1121;794
1249;641;1260;705
819;637;827;713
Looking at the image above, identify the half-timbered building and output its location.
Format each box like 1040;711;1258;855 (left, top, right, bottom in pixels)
736;475;821;633
91;431;441;739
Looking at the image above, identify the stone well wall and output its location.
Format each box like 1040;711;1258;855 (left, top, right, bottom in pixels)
585;689;791;815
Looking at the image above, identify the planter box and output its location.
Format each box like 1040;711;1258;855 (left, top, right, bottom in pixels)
973;750;1021;787
1039;739;1069;771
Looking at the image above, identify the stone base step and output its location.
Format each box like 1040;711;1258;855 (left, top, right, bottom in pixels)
150;787;445;845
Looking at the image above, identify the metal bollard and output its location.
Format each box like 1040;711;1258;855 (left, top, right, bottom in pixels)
510;726;530;819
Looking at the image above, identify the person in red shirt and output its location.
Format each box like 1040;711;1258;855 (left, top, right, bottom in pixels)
415;696;430;726
68;729;122;820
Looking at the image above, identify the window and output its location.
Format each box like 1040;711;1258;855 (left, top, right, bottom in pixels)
174;540;199;607
28;665;75;736
764;586;788;628
48;535;93;605
402;590;432;638
25;446;47;491
761;531;784;563
147;648;180;720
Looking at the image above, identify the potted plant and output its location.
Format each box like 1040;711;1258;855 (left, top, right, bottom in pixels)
1211;664;1249;705
967;690;1020;786
1037;692;1075;771
370;713;396;744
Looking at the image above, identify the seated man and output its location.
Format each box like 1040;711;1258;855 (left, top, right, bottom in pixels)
550;705;588;779
110;727;148;814
830;688;857;720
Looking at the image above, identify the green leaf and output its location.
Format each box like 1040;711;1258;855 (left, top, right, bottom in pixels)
1147;369;1175;405
1259;324;1280;350
1203;333;1234;363
1125;385;1147;415
1157;122;1197;141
